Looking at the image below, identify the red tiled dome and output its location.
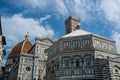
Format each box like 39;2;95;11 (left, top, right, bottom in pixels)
9;36;32;56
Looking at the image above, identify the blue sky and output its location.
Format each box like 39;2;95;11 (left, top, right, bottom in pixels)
0;0;120;65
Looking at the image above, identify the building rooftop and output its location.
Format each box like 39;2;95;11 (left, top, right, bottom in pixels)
62;29;115;42
62;29;91;38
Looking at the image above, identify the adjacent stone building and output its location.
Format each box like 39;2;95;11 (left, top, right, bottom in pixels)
5;33;53;80
45;16;120;80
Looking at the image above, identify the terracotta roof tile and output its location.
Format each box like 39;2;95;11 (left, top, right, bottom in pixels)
9;39;32;56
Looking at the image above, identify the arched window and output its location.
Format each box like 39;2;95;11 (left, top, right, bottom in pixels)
101;66;110;79
73;55;82;68
83;55;94;75
84;55;93;67
102;66;107;74
63;56;71;69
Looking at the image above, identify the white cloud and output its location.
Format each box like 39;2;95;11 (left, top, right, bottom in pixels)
7;0;100;20
63;0;102;21
40;15;51;23
100;0;120;53
54;0;68;16
111;31;120;53
100;0;120;28
7;0;43;8
7;0;68;17
2;14;54;47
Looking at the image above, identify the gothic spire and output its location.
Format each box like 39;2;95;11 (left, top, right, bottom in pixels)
0;15;2;35
0;15;6;45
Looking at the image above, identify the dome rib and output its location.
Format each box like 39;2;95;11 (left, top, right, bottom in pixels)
21;39;32;53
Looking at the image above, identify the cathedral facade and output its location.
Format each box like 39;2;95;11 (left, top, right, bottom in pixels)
45;16;120;80
5;33;53;80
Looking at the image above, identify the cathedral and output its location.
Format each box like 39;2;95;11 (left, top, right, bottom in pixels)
5;33;54;80
45;16;120;80
4;15;120;80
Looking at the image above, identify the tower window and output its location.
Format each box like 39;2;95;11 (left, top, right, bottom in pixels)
76;25;80;30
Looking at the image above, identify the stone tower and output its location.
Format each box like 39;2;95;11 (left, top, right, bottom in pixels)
0;16;6;77
65;15;80;34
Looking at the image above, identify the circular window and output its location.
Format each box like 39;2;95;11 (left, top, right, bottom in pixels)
26;67;31;71
113;66;120;74
115;69;118;73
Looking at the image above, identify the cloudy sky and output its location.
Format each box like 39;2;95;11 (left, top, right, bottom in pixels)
0;0;120;65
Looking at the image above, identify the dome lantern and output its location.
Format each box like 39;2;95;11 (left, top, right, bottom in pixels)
25;32;30;40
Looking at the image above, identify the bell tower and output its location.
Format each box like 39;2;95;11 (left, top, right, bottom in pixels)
0;15;6;74
0;16;6;45
0;16;3;35
65;15;80;34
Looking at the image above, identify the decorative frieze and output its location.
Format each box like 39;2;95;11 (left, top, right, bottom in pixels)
93;36;116;54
